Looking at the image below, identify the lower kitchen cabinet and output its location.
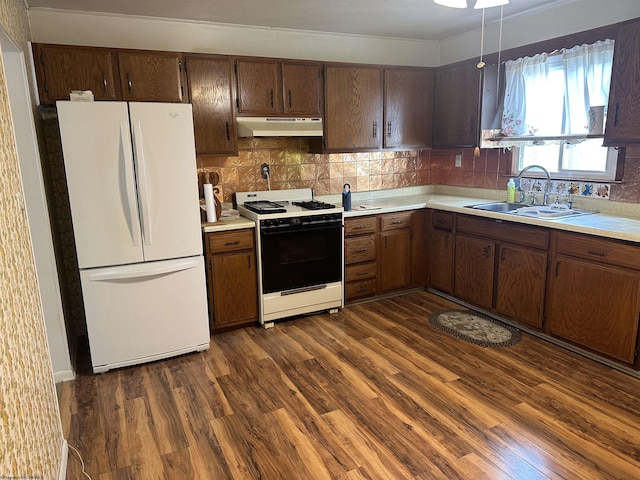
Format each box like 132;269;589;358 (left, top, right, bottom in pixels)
379;212;412;293
454;234;494;310
429;211;454;294
204;228;258;331
496;245;547;329
344;216;379;301
547;231;640;365
453;214;549;329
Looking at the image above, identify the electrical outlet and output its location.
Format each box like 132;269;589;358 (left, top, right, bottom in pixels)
260;163;270;179
455;154;462;168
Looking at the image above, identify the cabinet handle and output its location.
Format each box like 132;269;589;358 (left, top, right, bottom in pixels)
587;249;606;257
102;73;108;93
225;241;240;246
482;245;491;258
387;121;392;137
500;248;506;262
358;285;369;292
225;121;230;141
613;103;619;127
356;271;367;276
555;261;560;277
373;121;377;139
288;90;292;109
126;73;132;94
390;220;403;225
354;225;366;230
355;248;367;253
270;89;274;108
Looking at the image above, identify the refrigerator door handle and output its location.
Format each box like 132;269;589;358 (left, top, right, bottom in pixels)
88;259;200;282
120;121;142;246
132;120;153;246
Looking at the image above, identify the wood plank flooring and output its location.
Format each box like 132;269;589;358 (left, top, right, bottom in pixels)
59;290;640;479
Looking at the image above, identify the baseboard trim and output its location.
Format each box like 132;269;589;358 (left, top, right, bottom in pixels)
54;369;75;383
58;439;68;480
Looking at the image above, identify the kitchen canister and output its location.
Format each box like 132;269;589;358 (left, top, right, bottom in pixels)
342;183;352;211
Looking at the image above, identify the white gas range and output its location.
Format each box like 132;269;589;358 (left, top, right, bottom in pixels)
236;188;344;328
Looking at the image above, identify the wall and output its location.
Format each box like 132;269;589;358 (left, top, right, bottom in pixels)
28;9;439;67
0;0;64;479
440;0;640;65
202;140;640;205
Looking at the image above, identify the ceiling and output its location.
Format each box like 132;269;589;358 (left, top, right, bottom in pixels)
26;0;571;42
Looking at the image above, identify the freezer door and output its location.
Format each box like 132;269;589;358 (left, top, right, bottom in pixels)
57;101;144;268
129;102;203;261
80;257;210;373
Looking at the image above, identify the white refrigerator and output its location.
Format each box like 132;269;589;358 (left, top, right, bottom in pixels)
57;101;210;373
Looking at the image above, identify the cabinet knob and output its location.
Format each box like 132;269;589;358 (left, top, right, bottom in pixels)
126;73;133;94
373;121;377;139
102;73;108;93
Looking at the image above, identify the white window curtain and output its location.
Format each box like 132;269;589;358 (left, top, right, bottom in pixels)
562;39;615;135
500;40;615;145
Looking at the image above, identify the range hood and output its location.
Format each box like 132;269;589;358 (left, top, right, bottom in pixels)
236;117;323;137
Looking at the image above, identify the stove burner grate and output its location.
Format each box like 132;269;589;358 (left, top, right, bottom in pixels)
292;200;336;210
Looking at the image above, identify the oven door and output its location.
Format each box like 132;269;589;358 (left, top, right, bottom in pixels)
260;221;343;294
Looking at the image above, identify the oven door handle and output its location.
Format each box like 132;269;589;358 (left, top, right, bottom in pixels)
261;223;343;235
281;284;327;296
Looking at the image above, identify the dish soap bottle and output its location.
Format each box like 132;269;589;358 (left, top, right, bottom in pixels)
507;178;516;203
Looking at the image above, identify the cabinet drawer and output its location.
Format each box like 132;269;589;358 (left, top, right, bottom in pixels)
457;214;549;249
207;229;254;254
432;211;453;230
554;231;640;270
345;262;377;282
380;211;412;231
346;278;378;300
345;216;377;236
345;235;377;264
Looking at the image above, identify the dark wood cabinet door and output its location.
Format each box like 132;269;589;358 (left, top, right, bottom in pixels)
282;61;322;116
548;255;640;364
33;44;119;104
454;234;494;309
186;55;237;155
432;62;482;148
384;68;434;149
380;228;412;292
411;209;430;288
212;252;258;328
118;51;184;102
235;59;282;115
430;228;453;294
604;20;640;145
496;245;547;329
324;65;383;151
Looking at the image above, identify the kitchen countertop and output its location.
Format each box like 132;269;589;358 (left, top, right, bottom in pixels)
203;186;640;243
325;186;640;244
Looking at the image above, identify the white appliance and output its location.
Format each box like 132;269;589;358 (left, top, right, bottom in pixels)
236;189;343;328
57;101;209;373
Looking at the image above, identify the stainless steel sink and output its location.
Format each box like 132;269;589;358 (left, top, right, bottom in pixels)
469;202;527;213
468;201;596;219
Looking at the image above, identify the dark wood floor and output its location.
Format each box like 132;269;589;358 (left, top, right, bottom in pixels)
60;290;640;479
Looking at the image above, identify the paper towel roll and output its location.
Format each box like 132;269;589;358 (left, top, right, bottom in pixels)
204;184;217;223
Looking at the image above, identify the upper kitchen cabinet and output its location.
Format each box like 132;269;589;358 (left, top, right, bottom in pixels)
324;64;383;151
235;58;322;116
32;43;120;104
117;50;186;103
185;54;237;155
383;67;434;149
282;61;323;116
432;61;482;148
604;20;640;146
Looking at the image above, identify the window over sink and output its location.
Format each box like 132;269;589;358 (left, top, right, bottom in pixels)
492;39;619;181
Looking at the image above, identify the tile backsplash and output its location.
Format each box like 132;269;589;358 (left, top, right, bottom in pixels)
197;140;640;205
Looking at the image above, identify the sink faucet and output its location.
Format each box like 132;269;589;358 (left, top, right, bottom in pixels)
518;164;551;205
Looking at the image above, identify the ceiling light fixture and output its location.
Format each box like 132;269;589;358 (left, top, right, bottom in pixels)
433;0;509;8
433;0;467;8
